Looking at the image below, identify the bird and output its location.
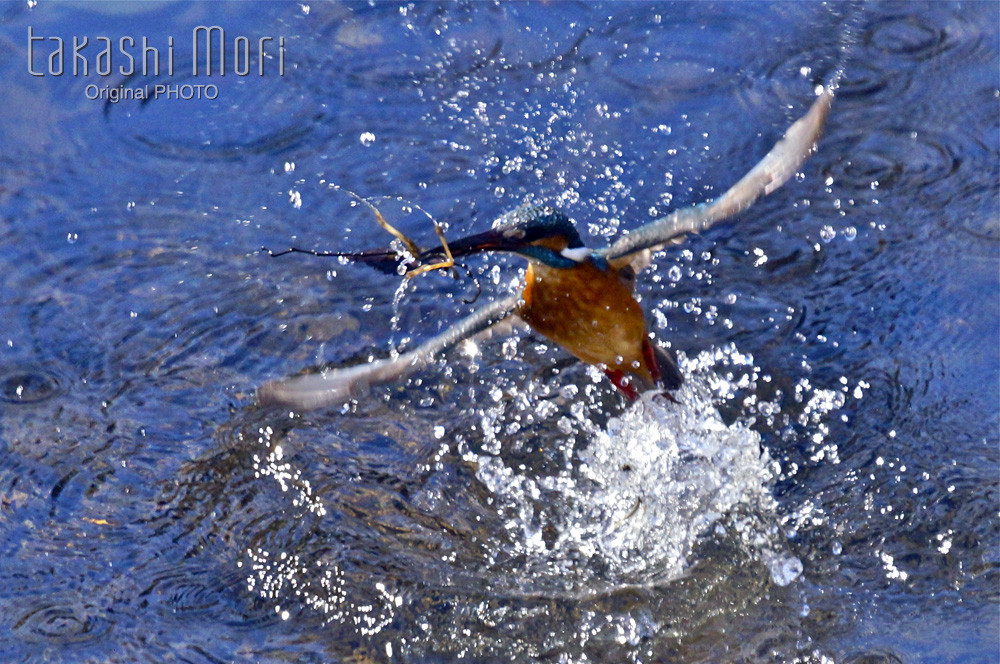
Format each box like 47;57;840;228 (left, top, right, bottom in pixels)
402;204;685;400
258;88;833;411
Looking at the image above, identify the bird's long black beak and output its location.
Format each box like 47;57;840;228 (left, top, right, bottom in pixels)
264;245;406;274
420;228;526;262
341;249;412;274
271;228;532;276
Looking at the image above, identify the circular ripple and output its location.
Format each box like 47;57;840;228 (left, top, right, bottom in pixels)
863;14;948;60
601;10;757;100
141;569;224;617
611;51;740;100
12;598;113;645
853;7;994;81
843;651;904;664
0;366;65;404
305;3;508;90
738;40;908;112
831;58;906;100
104;67;329;162
820;126;961;195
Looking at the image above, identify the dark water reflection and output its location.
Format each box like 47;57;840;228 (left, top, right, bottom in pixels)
0;2;996;663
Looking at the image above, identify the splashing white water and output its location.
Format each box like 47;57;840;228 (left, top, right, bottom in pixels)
470;345;807;594
241;343;858;627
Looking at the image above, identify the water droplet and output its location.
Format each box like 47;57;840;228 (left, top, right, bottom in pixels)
359;132;376;146
769;554;803;586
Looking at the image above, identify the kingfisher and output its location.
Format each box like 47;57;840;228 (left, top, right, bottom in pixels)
259;89;832;411
403;204;685;400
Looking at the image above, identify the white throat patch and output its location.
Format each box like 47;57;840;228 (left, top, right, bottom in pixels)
560;247;591;262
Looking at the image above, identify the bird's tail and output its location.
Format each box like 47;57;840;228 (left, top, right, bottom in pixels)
643;339;684;391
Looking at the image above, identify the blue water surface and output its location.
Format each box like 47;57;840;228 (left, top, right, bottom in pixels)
0;2;997;663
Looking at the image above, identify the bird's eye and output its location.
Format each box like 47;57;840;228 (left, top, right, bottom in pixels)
619;265;636;283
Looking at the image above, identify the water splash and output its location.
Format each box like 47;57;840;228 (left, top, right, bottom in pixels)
239;422;402;635
239;343;858;640
469;345;808;596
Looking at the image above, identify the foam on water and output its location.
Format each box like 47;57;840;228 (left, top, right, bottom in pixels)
238;342;859;639
469;344;804;596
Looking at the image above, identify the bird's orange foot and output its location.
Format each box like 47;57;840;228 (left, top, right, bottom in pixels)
605;369;639;401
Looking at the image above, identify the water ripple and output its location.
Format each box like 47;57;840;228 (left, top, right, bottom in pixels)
821;125;964;196
0;365;65;404
863;14;949;61
12;596;113;645
104;68;329;162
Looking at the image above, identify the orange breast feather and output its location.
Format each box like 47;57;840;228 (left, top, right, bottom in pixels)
519;260;650;376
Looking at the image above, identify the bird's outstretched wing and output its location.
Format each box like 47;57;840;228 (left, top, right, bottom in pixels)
602;88;834;269
257;294;521;411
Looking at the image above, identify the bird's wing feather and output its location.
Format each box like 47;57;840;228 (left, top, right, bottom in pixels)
257;294;521;411
602;88;833;268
